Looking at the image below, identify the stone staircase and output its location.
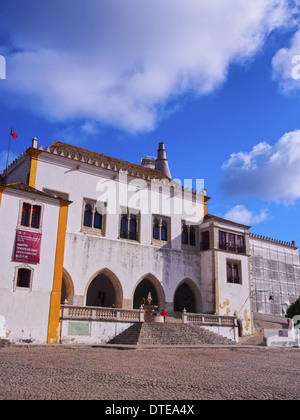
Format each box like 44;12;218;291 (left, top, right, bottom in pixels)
108;322;236;346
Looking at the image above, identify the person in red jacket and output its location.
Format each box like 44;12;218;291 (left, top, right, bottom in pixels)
161;309;167;322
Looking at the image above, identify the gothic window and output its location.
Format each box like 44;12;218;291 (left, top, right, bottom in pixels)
120;208;139;241
129;214;137;240
190;226;196;247
120;211;128;238
94;206;103;230
152;215;170;246
181;222;198;249
84;204;93;227
153;218;159;240
182;224;188;245
161;220;168;242
82;200;105;235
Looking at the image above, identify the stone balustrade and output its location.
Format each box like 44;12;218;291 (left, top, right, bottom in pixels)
182;311;237;327
60;305;145;323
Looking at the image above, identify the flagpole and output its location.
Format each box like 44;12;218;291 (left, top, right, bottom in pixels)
5;129;12;176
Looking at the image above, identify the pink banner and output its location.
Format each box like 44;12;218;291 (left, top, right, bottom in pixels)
14;230;42;264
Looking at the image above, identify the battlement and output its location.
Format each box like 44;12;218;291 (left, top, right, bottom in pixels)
250;233;297;249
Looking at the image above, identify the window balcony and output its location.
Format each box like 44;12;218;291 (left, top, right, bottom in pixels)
219;242;246;254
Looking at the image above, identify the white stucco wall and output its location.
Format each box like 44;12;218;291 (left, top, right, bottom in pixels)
60;320;135;345
34;154;206;313
0;188;60;343
1;149;254;344
64;232;204;311
216;251;253;335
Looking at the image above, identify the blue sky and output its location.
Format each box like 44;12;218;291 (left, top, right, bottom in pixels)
1;0;300;245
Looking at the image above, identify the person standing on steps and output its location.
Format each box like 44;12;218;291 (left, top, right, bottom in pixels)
161;309;167;323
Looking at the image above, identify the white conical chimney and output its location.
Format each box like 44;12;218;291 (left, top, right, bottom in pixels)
155;142;171;179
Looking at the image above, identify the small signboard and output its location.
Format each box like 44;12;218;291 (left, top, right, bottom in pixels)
278;330;288;338
13;230;42;264
68;322;90;336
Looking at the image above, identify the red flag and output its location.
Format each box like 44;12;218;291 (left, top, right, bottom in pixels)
10;129;18;140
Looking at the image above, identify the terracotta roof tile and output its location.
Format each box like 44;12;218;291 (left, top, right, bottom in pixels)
2;182;67;201
47;141;170;181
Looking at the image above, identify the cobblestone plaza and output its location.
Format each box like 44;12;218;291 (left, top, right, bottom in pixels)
0;346;299;400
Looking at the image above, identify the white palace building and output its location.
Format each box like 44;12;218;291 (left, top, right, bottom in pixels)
0;138;299;345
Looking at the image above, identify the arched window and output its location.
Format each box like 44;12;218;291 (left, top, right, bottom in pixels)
182;221;198;249
84;204;93;227
119;209;139;241
153;218;159;240
182;224;188;245
82;200;106;235
94;206;103;230
161;220;168;242
129;214;137;240
120;212;128;238
152;215;170;246
190;226;196;247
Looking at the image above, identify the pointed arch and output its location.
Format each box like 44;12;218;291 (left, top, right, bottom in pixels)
61;268;74;305
85;268;123;308
132;273;166;311
174;278;202;313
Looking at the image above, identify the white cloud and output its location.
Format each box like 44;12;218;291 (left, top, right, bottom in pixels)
0;0;294;132
222;142;273;170
221;130;300;203
272;29;300;92
224;205;268;226
52;121;102;146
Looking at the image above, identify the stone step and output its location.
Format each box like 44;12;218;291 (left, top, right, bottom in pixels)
109;323;235;346
109;323;143;345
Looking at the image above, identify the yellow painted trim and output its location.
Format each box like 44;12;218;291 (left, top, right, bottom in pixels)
204;196;210;217
213;249;220;315
0;185;6;208
28;157;38;188
26;149;43;189
47;200;70;344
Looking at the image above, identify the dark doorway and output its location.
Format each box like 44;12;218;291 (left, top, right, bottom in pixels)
86;274;116;307
133;278;158;309
61;278;67;304
174;283;196;313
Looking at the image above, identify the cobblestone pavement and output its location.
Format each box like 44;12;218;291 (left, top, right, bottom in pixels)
0;346;299;400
